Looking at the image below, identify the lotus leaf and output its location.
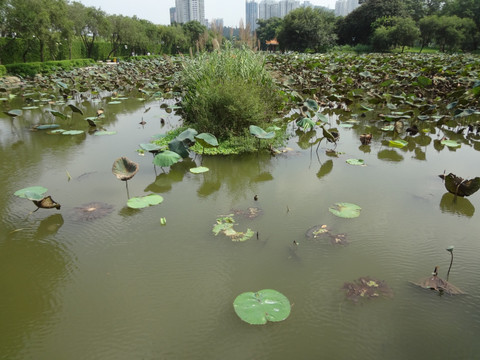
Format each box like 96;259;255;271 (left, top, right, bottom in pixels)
153;150;182;167
329;202;361;218
108;101;122;105
140;143;163;153
127;194;164;209
296;118;316;131
35;124;60;130
233;289;291;325
112;157;139;181
46;109;67;119
416;76;432;87
4;109;22;117
213;215;254;242
14;186;48;199
94;131;117;136
168;139;190;158
22;106;39;110
343;277;393;303
412;267;464;295
440;139;461;148
62;130;84;135
176;128;198;145
389;139;408;148
68;104;83;115
304;99;319;112
190;166;209;174
33;196;61;210
439;173;480;197
249;125;275;139
346;159;365;166
195;133;219;147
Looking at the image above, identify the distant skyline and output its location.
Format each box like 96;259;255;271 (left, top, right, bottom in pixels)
77;0;337;27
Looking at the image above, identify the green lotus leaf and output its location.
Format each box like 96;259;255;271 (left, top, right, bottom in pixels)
329;202;362;218
45;109;67;119
346;159;365;166
127;194;164;209
316;113;329;123
389;139;408;148
140;143;163;153
50;129;66;134
296;118;316;131
176;128;198;144
35;124;60;130
62;130;84;135
233;289;291;325
380;125;394;132
22;106;39;110
304;99;319;112
108;101;122;105
153;150;182;167
417;76;432;87
339;123;354;128
23;191;45;201
440;139;461;148
249;125;275;139
14;186;48;199
190;166;209;174
4;109;23;117
94;131;117;136
68;104;83;115
168;139;190;158
195;133;219;147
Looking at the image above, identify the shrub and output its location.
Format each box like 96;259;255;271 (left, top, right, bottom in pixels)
5;59;95;77
0;65;6;77
180;43;282;140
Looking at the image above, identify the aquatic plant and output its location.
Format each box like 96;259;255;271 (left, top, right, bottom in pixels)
112;157;139;198
14;186;61;211
412;266;464;295
439;173;480;197
329;203;362;218
127;194;164;209
71;202;114;221
342;277;393;303
233;289;291;325
212;214;254;242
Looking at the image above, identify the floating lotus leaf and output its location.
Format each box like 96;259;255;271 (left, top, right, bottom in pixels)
440;139;461;148
94;131;117;136
34;124;60;130
380;125;395;132
22;106;39;110
411;267;464;295
190;166;209;174
112;157;139;181
249;125;275;139
108;101;122;105
343;277;393;303
439;173;480;197
329;202;361;218
346;159;365;166
195;133;219;147
127;194;164;209
14;186;48;199
389;139;408;148
62;130;84;135
339;123;354;128
68;104;83;115
4;109;22;117
305;224;348;245
213;215;254;242
305;224;330;239
232;207;263;219
233;289;291;325
71;202;114;221
33;196;61;210
153;150;181;167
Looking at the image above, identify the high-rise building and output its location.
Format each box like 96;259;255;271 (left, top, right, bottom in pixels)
174;0;205;25
258;0;299;20
335;0;360;16
246;0;259;32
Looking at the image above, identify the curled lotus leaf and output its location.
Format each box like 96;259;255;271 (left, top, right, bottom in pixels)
68;103;83;115
329;202;361;218
304;99;319;112
112;157;139;181
249;125;275;139
45;109;67;120
4;109;22;117
176;128;198;145
411;267;464;295
195;133;219;148
33;196;61;210
439;173;480;197
233;289;291;325
140;143;164;153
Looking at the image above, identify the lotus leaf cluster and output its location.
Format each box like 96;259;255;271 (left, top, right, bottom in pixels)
342;277;393;303
212;214;254;242
305;224;348;245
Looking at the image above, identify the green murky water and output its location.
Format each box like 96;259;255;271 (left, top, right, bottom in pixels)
1;96;480;360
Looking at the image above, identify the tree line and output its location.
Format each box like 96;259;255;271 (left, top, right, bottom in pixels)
0;0;479;65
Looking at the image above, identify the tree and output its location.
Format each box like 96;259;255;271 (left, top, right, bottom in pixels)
158;24;189;54
68;2;109;59
419;15;440;51
389;17;420;52
277;7;337;52
256;17;283;50
182;21;207;45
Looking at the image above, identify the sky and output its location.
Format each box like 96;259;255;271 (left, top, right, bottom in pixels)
76;0;337;28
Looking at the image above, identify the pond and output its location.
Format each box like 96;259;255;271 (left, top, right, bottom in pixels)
1;77;480;360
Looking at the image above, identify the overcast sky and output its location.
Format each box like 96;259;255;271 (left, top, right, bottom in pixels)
76;0;337;28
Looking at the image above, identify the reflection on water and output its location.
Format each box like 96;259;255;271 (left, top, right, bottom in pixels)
1;92;480;359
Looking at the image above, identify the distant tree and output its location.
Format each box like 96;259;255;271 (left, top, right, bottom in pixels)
182;21;207;45
419;15;440;51
256;17;283;50
158;24;189;54
371;16;419;52
277;7;337;52
336;0;407;45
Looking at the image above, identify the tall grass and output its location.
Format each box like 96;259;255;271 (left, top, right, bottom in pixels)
180;42;282;140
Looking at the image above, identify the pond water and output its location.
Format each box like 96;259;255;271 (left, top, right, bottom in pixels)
1;94;480;360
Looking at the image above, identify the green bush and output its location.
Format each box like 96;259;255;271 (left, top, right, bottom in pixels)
5;59;95;77
0;65;6;77
181;43;282;140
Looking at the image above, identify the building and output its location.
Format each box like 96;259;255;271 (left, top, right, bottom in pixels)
246;0;259;32
335;0;360;16
174;0;206;25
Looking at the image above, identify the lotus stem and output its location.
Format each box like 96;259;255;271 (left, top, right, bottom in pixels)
125;180;130;199
447;250;454;281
